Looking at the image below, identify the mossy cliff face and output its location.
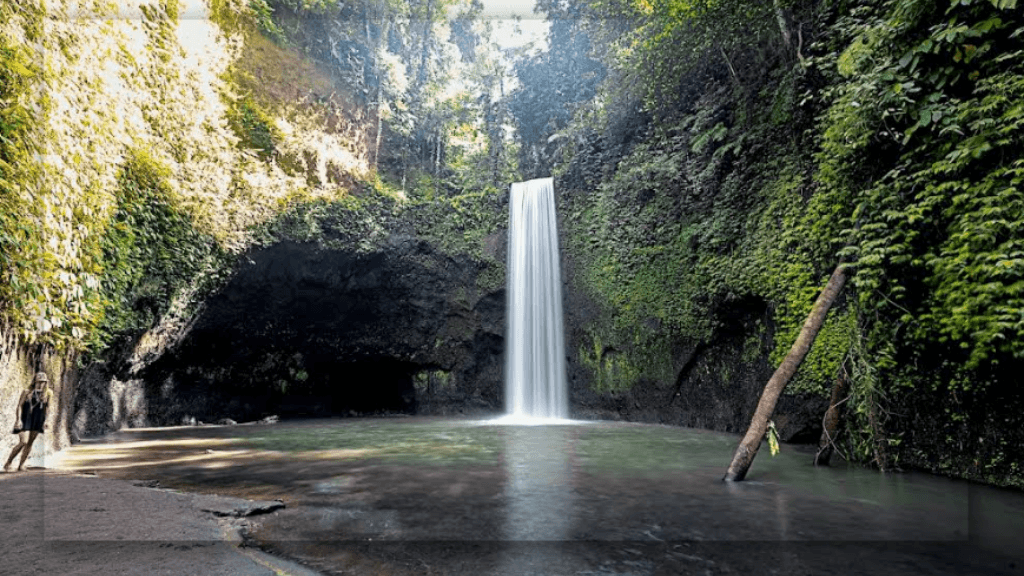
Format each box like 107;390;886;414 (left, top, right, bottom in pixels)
558;169;830;441
1;1;506;452
72;194;507;433
551;68;839;441
550;0;1024;488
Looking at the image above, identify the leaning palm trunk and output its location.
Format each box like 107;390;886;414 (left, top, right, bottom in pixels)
724;263;849;482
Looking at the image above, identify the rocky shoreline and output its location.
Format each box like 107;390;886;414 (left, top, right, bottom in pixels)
0;469;322;576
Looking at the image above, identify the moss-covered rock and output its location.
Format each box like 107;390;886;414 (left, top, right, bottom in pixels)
1;0;506;448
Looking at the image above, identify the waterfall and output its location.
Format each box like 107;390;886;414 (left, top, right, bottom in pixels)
505;177;568;420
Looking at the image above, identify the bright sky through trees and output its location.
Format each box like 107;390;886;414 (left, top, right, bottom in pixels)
480;0;541;19
480;0;549;51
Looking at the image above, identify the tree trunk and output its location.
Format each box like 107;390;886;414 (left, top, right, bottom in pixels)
814;366;850;466
414;0;434;97
773;0;792;48
374;81;383;167
373;14;389;169
867;392;889;472
434;128;441;197
723;263;849;482
718;45;739;85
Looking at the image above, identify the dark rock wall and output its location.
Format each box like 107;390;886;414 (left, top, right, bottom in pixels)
552;167;828;441
562;268;826;441
130;239;506;424
64;188;827;445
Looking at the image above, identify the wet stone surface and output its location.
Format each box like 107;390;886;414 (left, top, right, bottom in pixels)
0;471;319;576
50;417;1024;575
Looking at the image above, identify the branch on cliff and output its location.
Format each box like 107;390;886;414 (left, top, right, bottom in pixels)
668;340;710;406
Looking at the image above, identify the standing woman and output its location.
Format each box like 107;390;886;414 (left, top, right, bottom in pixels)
5;372;52;472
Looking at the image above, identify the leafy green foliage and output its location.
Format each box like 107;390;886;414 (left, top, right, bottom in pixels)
815;0;1024;371
0;0;372;355
248;0;287;43
226;96;282;160
91;150;226;354
578;331;651;392
593;0;785;118
556;0;1023;483
562;56;853;393
0;44;35;169
0;39;39;310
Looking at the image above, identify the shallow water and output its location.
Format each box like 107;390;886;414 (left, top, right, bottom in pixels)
56;417;1024;575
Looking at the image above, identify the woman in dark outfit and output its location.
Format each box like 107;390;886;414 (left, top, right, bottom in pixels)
5;372;52;472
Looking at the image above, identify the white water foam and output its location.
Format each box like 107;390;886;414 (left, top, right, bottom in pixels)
488;414;582;426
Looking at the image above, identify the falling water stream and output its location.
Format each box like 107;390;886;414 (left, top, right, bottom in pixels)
504;177;569;421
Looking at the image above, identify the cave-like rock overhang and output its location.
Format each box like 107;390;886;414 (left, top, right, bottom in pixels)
138;240;506;423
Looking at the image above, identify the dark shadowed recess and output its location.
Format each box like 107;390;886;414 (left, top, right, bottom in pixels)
138;240;505;424
567;282;830;442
